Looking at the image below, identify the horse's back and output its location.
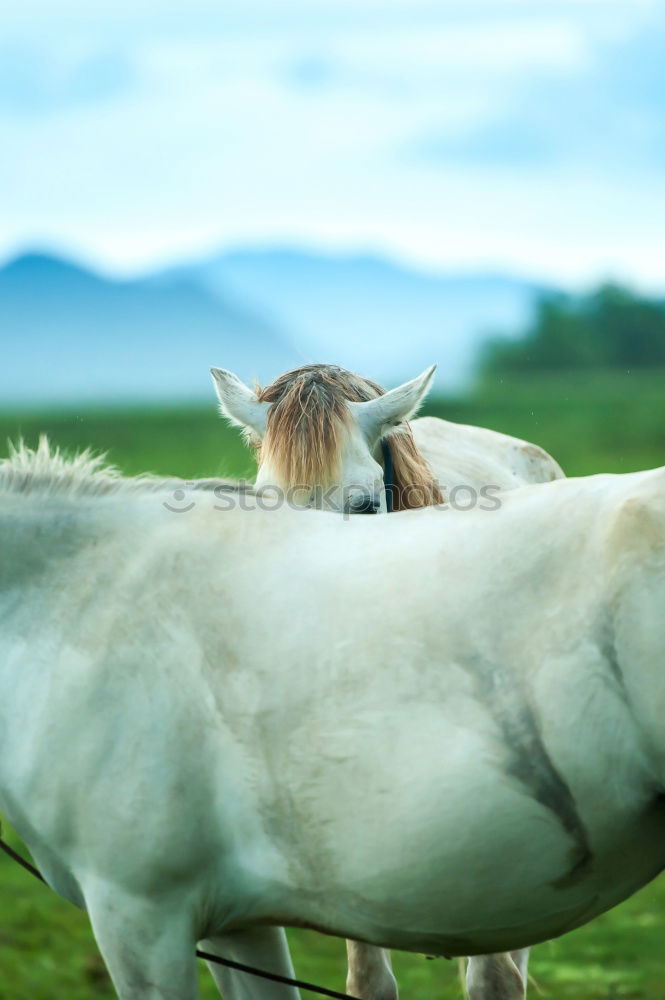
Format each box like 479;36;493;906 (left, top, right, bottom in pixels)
410;415;564;490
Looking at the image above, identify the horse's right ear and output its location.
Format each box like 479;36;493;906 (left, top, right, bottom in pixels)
349;364;436;443
210;368;269;438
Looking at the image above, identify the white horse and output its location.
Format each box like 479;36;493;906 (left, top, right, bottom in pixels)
211;363;564;999
3;442;664;1000
210;364;563;516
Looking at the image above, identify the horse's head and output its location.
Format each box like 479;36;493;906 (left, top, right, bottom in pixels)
210;363;442;513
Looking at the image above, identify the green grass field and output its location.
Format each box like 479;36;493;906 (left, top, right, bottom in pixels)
1;370;663;482
1;369;664;998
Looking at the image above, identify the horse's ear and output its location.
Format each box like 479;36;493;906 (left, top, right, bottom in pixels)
210;368;269;437
350;365;436;442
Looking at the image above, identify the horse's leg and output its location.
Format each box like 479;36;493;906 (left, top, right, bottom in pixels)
465;949;530;1000
201;925;301;1000
345;941;398;1000
86;887;199;999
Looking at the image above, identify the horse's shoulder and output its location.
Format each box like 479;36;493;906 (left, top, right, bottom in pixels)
606;468;665;565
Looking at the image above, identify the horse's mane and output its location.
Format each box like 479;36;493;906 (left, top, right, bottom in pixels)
257;364;443;510
0;438;247;499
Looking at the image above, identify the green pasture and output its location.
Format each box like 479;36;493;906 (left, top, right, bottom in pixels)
1;369;663;482
1;822;664;1000
1;369;664;997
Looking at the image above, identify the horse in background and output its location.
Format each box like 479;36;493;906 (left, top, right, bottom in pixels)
210;363;563;516
210;363;564;1000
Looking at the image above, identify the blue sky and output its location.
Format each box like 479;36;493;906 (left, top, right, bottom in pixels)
1;0;664;287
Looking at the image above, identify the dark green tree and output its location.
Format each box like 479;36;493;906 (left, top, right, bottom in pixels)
481;283;665;374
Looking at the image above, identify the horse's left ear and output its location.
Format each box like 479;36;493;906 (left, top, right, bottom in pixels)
350;365;436;442
210;368;269;437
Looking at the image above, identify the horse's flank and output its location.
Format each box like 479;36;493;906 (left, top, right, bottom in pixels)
256;364;443;510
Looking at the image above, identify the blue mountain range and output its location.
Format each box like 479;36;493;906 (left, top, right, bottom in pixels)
0;247;546;405
184;247;545;386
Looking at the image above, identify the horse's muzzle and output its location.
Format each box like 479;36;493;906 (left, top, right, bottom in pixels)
346;494;381;515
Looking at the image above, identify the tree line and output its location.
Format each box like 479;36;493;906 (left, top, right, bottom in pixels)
480;283;665;374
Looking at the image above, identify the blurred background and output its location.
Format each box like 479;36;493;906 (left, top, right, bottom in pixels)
1;1;664;997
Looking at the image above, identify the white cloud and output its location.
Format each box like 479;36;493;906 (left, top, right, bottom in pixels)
0;0;663;288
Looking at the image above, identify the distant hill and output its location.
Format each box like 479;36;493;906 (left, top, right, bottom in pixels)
0;246;550;406
176;246;548;387
0;252;298;405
